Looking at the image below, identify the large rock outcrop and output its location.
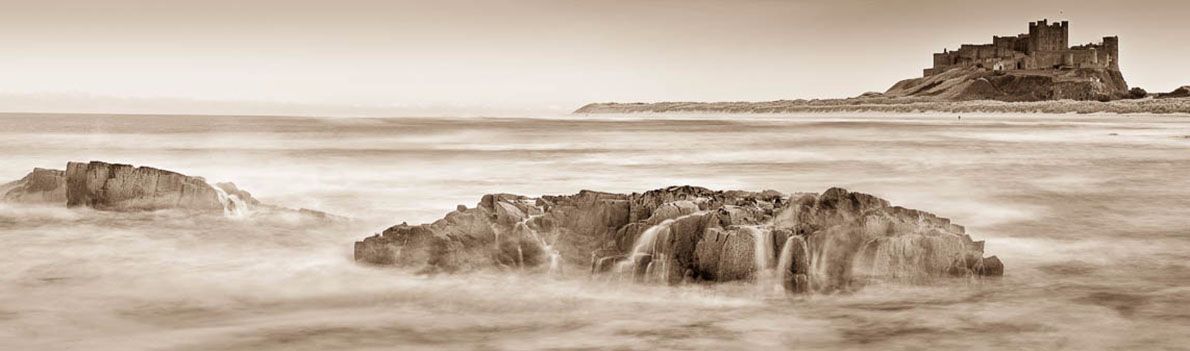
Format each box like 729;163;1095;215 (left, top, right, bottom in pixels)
355;186;1002;293
0;168;67;204
885;66;1129;102
65;161;226;212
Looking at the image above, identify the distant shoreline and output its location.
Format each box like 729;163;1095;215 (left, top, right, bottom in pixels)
574;97;1190;116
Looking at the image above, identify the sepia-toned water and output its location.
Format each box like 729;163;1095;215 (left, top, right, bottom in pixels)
1;113;1188;350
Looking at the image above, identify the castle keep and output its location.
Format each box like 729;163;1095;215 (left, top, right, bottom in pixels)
924;20;1119;77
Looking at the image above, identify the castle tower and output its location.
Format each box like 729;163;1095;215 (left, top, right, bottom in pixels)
1027;19;1069;53
1059;21;1070;49
1102;36;1120;70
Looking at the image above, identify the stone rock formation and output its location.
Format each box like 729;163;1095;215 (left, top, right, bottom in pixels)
355;186;1002;293
65;161;226;212
0;168;67;204
3;161;343;221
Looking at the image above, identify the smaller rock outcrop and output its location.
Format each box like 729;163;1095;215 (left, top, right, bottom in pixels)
0;168;67;204
3;161;345;221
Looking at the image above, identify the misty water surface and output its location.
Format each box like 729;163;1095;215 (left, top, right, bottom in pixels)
1;113;1188;350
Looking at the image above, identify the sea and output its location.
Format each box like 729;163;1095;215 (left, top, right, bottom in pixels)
1;112;1187;350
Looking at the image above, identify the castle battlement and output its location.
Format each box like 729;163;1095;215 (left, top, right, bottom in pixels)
923;20;1119;77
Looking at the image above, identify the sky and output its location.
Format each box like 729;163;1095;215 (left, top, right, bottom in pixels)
1;0;1188;115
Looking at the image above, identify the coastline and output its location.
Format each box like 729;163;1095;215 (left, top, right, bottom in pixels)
575;97;1190;116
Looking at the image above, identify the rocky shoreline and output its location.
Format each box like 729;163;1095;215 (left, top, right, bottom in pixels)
575;96;1190;115
355;186;1002;293
3;161;1005;294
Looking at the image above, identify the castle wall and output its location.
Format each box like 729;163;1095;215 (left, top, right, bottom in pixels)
955;44;1016;62
993;36;1017;50
1067;38;1119;70
1013;34;1031;52
1027;51;1066;69
934;52;955;67
1067;48;1103;69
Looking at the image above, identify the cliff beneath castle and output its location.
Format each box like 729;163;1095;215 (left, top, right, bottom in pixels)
885;66;1129;101
355;186;1002;293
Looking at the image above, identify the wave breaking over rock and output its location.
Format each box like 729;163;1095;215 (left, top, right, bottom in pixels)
355;186;1002;293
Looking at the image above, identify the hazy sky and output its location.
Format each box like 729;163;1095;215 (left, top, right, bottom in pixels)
1;0;1188;115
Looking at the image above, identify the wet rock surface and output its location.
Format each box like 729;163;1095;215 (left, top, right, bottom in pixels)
355;186;1002;292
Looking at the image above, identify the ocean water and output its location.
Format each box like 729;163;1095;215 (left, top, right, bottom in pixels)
0;113;1188;350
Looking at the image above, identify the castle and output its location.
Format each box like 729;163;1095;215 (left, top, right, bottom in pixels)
924;20;1119;77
